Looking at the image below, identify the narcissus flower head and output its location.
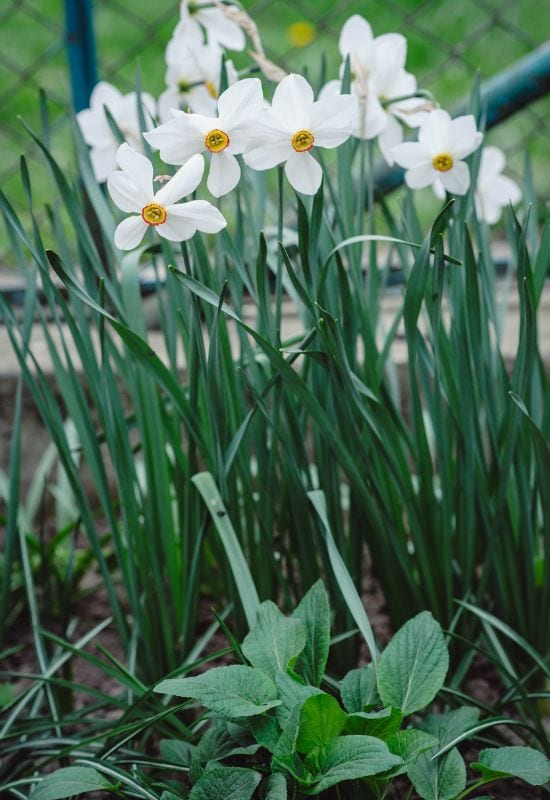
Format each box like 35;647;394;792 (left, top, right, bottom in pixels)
474;146;521;224
76;82;156;183
144;78;264;197
107;144;226;250
391;109;483;197
175;0;245;52
244;73;357;195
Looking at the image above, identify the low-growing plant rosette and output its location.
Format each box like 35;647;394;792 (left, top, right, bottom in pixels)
27;582;550;800
107;144;226;249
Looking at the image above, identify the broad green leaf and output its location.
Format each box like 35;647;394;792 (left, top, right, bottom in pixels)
345;707;403;739
377;612;448;715
155;665;280;717
248;714;281;751
292;580;331;686
386;729;438;775
275;672;322;726
423;707;480;748
275;705;301;757
408;746;466;800
242;601;306;679
160;792;183;800
471;746;550;786
160;739;196;766
189;765;261;800
303;735;402;794
340;664;379;712
28;767;113;800
195;720;260;763
296;693;348;754
264;773;287;800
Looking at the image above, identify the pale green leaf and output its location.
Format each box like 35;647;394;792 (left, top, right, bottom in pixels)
189;765;261;800
275;672;322;726
296;693;348;754
408;747;466;800
264;772;287;799
155;665;280;718
28;767;113;800
303;736;402;794
292;580;331;687
242;601;306;679
340;664;379;712
472;746;550;786
377;612;449;715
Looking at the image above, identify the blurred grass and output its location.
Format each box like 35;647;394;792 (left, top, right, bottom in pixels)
0;0;548;265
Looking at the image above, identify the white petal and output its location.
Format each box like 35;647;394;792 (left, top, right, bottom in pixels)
244;141;292;170
76;107;112;148
89;144;117;183
372;34;407;92
284;151;322;195
418;109;452;155
405;163;437;189
143;115;206;164
448;115;483;158
478;145;506;181
433;179;446;200
378;115;403;166
107;171;145;212
197;7;246;51
218;78;263;128
391;141;429;169
484;174;522;206
271;74;314;130
339;15;373;57
155;153;205;205
439;161;470;195
170;200;227;233
354;92;387;139
318;80;341;101
115;144;155;200
207;151;241;197
156;215;197;242
158;87;183;122
90;81;122;110
114;216;148;250
475;193;502;224
311;94;357;148
390;94;429;128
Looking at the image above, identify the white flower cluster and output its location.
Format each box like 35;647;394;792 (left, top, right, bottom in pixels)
76;2;522;250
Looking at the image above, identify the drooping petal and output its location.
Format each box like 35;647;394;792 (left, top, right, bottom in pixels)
390;94;429;128
284;151;323;195
310;94;357;147
478;145;506;181
197;7;246;51
207;151;241;197
475;193;502;224
447;114;483;158
89;144;118;183
339;15;374;58
114;216;148;250
372;33;407;94
115;143;155;201
107;170;145;213
439;160;470;195
405;162;436;189
378;115;404;166
170;200;227;233
271;74;314;130
391;141;430;169
244;135;293;170
433;179;446;200
144;115;206;164
418;109;452;155
218;78;263;128
155;153;205;205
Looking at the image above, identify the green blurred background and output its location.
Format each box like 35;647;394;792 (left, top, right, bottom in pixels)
0;0;548;264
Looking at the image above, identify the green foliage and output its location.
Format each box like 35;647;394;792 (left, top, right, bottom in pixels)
28;767;114;800
472;746;550;785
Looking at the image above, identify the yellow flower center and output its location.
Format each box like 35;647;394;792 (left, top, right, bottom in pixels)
433;153;454;172
204;81;218;99
292;129;315;152
141;202;167;226
205;128;230;153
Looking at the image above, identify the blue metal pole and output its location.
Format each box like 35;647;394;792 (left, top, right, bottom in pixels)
374;42;550;196
65;0;98;112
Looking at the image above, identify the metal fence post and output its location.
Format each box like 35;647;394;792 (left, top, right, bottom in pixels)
65;0;98;112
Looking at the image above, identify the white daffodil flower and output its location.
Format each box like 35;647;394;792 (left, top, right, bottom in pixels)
172;0;245;52
244;73;357;196
160;37;237;121
76;82;156;183
391;109;483;197
107;144;226;250
322;15;428;163
144;78;264;198
474;146;521;224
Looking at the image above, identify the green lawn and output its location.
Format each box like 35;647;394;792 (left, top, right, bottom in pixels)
0;0;548;263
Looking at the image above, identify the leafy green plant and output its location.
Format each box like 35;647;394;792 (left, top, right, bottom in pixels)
22;581;549;800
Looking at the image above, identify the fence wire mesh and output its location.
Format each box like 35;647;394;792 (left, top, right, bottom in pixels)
0;0;548;263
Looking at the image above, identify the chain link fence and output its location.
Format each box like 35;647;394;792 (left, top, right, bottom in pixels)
1;0;548;263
